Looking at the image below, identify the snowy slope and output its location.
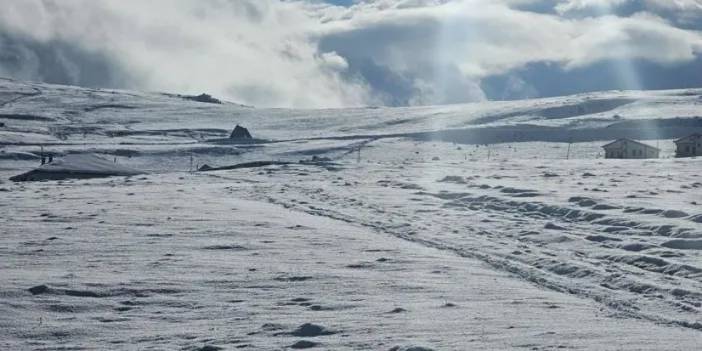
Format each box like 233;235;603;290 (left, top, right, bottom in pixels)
1;79;702;350
1;77;701;146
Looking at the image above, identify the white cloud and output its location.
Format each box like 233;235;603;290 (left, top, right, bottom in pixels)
317;1;702;78
0;0;700;107
0;0;372;108
567;13;702;67
554;0;702;28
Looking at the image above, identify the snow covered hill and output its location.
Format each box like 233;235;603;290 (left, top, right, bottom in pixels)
1;77;701;148
1;78;702;350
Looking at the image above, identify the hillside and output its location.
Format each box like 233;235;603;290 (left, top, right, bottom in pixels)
1;77;701;151
2;79;702;350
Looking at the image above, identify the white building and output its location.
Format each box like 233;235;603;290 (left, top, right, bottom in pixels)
602;138;660;159
674;133;702;158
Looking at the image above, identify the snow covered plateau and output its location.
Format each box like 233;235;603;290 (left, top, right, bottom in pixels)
1;77;702;350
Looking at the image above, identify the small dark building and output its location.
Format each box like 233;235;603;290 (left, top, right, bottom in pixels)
674;133;702;158
230;125;252;139
187;93;221;104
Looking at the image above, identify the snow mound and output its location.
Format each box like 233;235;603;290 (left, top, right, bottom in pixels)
9;154;143;182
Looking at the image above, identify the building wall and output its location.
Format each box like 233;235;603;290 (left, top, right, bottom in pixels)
675;136;702;157
604;141;659;159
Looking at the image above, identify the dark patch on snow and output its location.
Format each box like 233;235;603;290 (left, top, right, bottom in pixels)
388;307;407;314
83;104;137;112
661;240;702;250
346;262;375;269
389;346;435;351
290;340;319;349
592;204;620;210
544;222;566;230
500;187;537;194
661;210;689;218
276;323;338;338
28;284;51;295
198;345;224;351
198;161;291;172
274;276;313;282
202;245;247;251
0;113;54;121
28;284;184;298
619;243;656;252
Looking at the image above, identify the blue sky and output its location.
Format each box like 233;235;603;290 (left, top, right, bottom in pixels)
0;0;701;107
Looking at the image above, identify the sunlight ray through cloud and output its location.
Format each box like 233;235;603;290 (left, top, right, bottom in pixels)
586;1;644;91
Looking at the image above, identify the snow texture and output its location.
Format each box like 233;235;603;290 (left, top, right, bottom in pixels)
1;78;702;349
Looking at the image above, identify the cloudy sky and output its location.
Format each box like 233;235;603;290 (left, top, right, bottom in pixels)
0;0;701;107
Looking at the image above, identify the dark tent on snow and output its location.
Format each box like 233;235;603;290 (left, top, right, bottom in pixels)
230;125;252;139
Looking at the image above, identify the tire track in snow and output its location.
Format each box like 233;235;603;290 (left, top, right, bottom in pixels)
0;87;41;108
228;168;702;333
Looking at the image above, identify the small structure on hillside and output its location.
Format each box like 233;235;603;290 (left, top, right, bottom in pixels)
205;124;264;144
10;153;143;182
184;93;222;104
602;138;660;159
674;133;702;158
230;125;252;139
